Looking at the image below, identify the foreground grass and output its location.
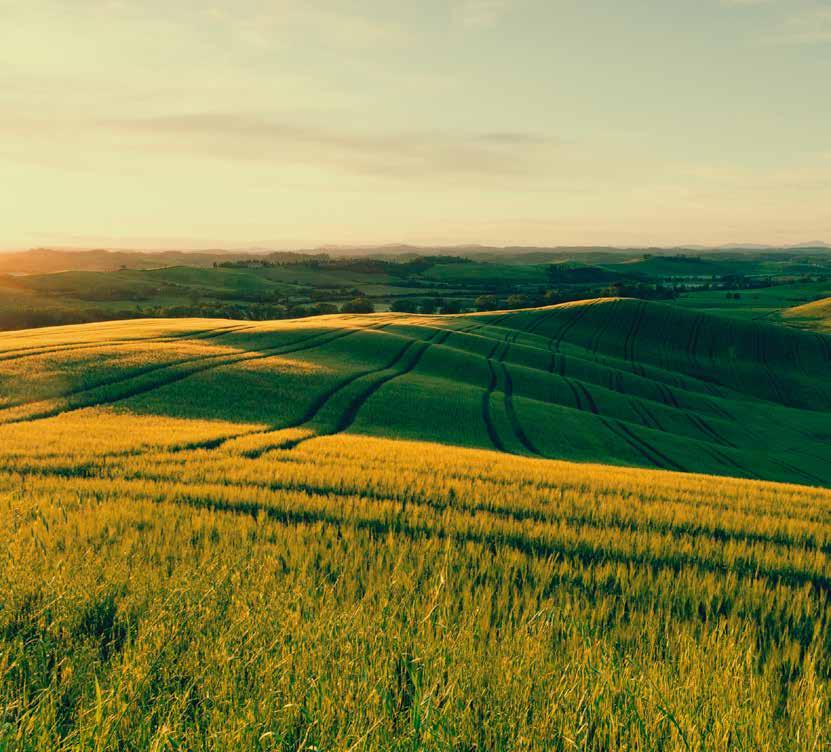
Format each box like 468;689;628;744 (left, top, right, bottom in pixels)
1;430;830;750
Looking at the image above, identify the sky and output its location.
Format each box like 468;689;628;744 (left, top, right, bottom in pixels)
1;0;830;250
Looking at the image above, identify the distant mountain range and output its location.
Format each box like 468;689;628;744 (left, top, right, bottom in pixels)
0;243;829;275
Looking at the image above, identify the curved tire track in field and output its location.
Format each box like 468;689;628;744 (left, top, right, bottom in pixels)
679;314;725;398
623;301;648;377
600;419;687;472
657;382;680;409
686;413;737;448
570;372;739;471
0;324;275;412
463;311;732;424
251;328;451;454
686;314;704;369
499;362;542;456
335;330;450;433
481;359;506;452
614;421;687;472
589;300;619;358
479;327;529;455
287;336;425;429
477;330;514;453
0;323;254;364
543;330;752;469
756;328;792;407
700;445;759;480
520;307;560;338
1;323;389;425
548;303;594;354
629;399;664;432
573;380;599;415
562;378;583;411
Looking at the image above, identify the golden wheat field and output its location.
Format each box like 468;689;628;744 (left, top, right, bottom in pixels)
1;311;830;750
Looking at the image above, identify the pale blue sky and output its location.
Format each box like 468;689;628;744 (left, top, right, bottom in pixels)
1;0;829;249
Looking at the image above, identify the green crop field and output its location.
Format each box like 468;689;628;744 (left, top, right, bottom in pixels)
675;281;831;325
1;302;830;750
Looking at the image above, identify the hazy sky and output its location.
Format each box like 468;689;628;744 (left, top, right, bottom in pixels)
2;0;830;249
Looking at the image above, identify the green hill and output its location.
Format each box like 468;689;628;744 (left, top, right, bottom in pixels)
783;296;831;332
1;299;828;487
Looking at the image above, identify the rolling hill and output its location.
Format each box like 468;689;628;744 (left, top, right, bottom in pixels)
2;302;831;748
1;299;828;486
783;296;831;332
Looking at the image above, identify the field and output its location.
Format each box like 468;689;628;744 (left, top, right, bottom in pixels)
0;262;500;329
1;303;830;749
1;300;826;485
3;248;831;334
783;296;831;332
675;281;831;326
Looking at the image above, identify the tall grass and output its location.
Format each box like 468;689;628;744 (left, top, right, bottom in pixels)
1;431;830;750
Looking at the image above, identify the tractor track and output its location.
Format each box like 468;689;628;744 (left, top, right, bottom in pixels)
458;316;732;421
521;308;560;337
602;419;687;473
629;399;664;433
549;303;593;354
589;300;619;358
756;329;792;407
246;328;451;455
623;301;648;377
686;314;704;369
657;383;680;409
335;335;446;433
574;381;599;415
1;322;391;425
481;359;506;452
701;445;759;480
499;362;542;456
0;324;298;412
686;413;737;448
0;323;254;364
478;328;536;455
562;378;583;411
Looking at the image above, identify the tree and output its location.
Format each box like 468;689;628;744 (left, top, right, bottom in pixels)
419;298;441;315
340;298;375;314
390;299;419;313
439;300;461;314
475;295;498;311
506;294;530;309
310;302;339;315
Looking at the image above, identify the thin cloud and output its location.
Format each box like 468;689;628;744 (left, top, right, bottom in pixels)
775;7;831;44
720;0;776;6
101;113;558;180
725;0;831;45
455;0;514;29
